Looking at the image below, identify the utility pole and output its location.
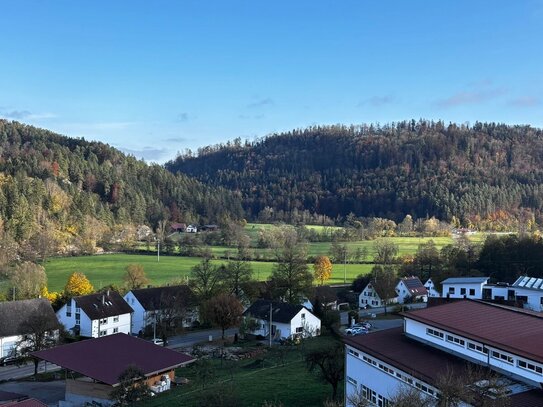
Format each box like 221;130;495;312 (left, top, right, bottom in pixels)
344;248;347;284
153;313;157;342
157;241;160;263
269;303;273;347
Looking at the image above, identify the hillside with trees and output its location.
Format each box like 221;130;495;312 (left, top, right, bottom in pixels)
0;120;243;254
167;120;543;229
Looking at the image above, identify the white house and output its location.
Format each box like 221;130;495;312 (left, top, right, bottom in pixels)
57;291;133;338
345;300;543;406
243;300;321;339
124;285;197;336
395;277;428;304
441;276;489;299
359;282;398;309
0;298;59;363
423;278;440;298
185;225;198;233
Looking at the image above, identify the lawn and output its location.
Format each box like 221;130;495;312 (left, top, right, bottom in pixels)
138;336;338;407
44;254;374;292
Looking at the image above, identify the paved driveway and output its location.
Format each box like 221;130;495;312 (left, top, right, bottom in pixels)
0;380;65;406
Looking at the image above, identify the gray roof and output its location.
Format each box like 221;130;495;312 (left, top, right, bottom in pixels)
441;277;489;285
74;291;133;320
243;300;308;323
0;298;59;337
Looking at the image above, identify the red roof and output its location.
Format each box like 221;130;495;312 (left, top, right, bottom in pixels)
344;328;543;407
344;327;467;385
401;300;543;363
32;333;194;386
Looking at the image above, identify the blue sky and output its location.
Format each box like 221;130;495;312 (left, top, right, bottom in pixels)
0;1;542;162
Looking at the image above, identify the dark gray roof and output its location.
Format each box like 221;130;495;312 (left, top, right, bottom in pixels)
129;285;194;311
0;298;59;337
243;300;306;323
74;291;133;320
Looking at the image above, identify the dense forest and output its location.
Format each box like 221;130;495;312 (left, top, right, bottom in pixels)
0;120;242;250
167;120;543;229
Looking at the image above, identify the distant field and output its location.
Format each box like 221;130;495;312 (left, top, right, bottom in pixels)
43;231;488;292
44;253;373;292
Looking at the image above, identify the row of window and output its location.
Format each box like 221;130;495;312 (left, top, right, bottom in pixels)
352;348;437;398
425;326;543;376
99;316;120;325
360;385;391;407
99;327;119;337
448;287;476;296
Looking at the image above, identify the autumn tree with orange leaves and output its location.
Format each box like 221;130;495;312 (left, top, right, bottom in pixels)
64;272;94;297
313;256;332;286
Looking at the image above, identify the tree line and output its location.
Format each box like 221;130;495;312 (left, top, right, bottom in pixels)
167;120;543;229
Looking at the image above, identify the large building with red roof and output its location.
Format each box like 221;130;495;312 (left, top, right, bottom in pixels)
345;300;543;406
33;333;194;406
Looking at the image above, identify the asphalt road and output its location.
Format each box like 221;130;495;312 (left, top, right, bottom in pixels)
167;327;239;349
0;361;60;382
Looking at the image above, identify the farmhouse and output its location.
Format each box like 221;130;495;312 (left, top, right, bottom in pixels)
33;333;194;406
57;291;133;338
358;282;397;308
344;300;543;406
423;278;440;298
395;276;427;304
0;299;59;364
243;300;321;340
124;285;197;336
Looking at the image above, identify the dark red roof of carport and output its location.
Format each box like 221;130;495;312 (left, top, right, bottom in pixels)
32;333;194;386
400;300;543;363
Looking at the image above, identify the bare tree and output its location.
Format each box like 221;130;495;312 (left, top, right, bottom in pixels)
189;257;223;301
305;343;344;400
123;263;149;290
16;310;60;376
389;385;434;406
202;293;243;339
373;239;399;264
371;265;397;314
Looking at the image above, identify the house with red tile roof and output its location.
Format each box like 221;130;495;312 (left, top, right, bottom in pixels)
33;333;194;406
344;300;543;406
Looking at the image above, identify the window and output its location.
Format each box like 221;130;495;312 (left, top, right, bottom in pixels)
75;314;80;326
468;342;488;354
348;349;360;357
460;288;466;295
113;328;119;333
100;318;108;324
469;288;475;296
347;376;357;385
113;316;119;323
491;350;513;364
446;334;465;347
301;313;306;319
517;360;542;374
449;287;455;294
295;327;303;333
427;328;444;339
99;330;107;336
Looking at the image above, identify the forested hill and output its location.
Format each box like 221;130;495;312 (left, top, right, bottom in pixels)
166;120;543;226
0;120;242;245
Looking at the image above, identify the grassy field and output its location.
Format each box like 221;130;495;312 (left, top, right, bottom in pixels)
44;254;374;292
43;225;488;292
138;337;336;407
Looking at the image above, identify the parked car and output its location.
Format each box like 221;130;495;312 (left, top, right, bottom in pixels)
345;326;368;336
0;354;23;366
150;338;165;346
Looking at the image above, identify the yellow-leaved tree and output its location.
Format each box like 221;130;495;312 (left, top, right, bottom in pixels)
64;272;94;297
313;255;332;286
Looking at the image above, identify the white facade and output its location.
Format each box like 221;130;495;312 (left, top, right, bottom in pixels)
0;334;19;360
424;278;440;298
359;283;397;308
404;318;543;387
248;308;321;339
345;344;441;407
57;299;131;338
441;278;489;299
186;225;198;233
395;279;427;304
124;291;198;335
